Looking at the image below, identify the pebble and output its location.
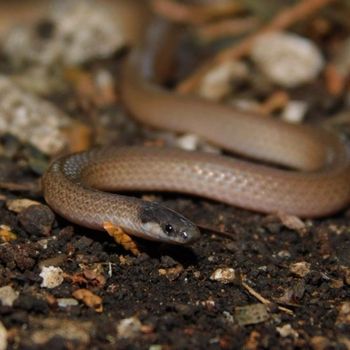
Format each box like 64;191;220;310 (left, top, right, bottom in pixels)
0;322;7;350
0;225;17;242
31;318;92;346
176;134;201;151
57;298;79;308
251;31;324;87
199;60;248;101
281;100;308;124
0;76;71;155
40;266;64;289
116;316;142;339
39;254;67;269
176;133;221;154
2;0;126;66
276;212;307;233
310;336;330;350
341;266;350;285
276;324;299;339
210;267;236;284
149;345;163;350
158;265;184;281
336;302;350;325
277;250;291;259
234;303;269;325
289;261;311;278
0;285;19;307
6;198;42;213
17;204;55;236
72;288;103;313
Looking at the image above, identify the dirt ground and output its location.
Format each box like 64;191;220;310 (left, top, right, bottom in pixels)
0;1;350;349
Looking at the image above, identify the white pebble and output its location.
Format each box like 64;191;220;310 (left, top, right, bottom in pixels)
40;266;64;289
251;32;324;87
57;298;79;308
276;324;299;339
116;317;142;339
210;267;236;284
0;285;19;307
2;1;125;66
176;134;201;151
199;61;248;101
281;100;308;123
0;76;71;155
277;250;291;259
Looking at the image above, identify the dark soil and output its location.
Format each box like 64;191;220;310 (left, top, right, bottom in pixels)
1;1;350;350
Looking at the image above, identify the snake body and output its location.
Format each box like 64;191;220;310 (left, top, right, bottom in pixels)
42;17;350;244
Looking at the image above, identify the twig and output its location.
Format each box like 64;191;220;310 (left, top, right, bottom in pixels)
196;17;259;43
151;0;242;24
0;181;40;193
242;279;294;315
176;0;336;94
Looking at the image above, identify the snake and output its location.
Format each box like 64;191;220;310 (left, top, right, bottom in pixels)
42;16;350;245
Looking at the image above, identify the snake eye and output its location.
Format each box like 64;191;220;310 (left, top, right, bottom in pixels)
164;224;173;234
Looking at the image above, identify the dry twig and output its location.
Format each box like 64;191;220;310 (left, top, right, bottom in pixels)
242;279;294;316
196;17;259;43
152;0;242;24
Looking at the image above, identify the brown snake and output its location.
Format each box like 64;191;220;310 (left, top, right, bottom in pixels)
42;17;350;245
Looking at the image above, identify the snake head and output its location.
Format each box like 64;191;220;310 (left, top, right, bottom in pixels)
139;202;200;245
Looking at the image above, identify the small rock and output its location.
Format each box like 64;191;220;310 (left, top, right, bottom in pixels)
276;324;299;339
176;134;201;151
234;303;269;326
223;311;234;323
40;266;64;289
201;298;216;311
339;337;350;350
251;31;324;87
158;265;184;281
310;336;331;350
0;225;17;242
3;1;125;66
199;60;248;101
341;266;350;285
0;322;7;350
6;198;42;213
0;76;72;154
330;278;344;289
210;267;236;284
336;302;350;325
57;298;79;308
277;280;305;304
39;254;67;269
72;288;103;313
18;204;55;236
277;212;306;232
277;250;291;259
116;316;142;339
0;285;19;307
290;262;311;278
281;100;308;124
149;345;163;350
0;243;38;270
31;318;92;345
